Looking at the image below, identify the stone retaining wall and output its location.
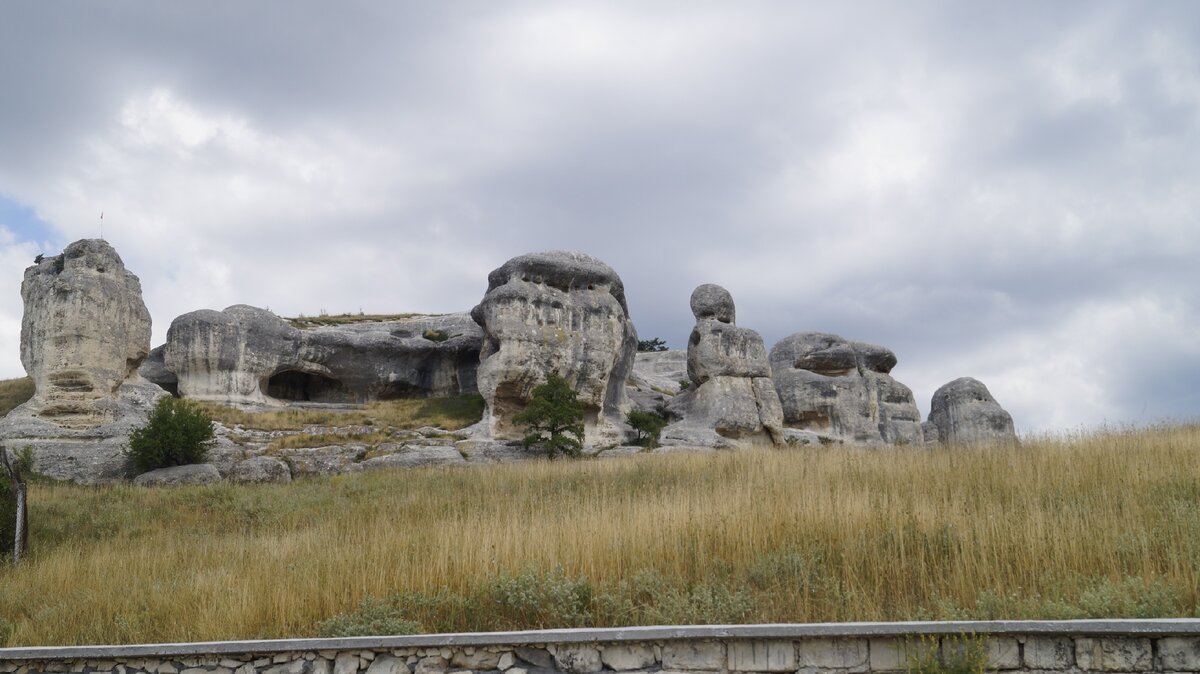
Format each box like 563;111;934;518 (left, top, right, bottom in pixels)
4;622;1200;674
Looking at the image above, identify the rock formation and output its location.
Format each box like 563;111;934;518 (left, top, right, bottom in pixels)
625;349;687;414
926;377;1017;446
0;240;166;483
769;332;923;445
471;251;637;444
159;305;482;405
662;284;784;447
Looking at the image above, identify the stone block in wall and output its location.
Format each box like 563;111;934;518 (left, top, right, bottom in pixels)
450;651;501;671
552;645;602;674
868;638;935;672
1023;637;1074;670
1159;637;1200;671
413;656;447;674
600;645;657;671
795;638;867;672
662;641;727;671
514;648;554;669
334;654;361;674
729;640;797;672
1075;637;1153;672
366;655;407;674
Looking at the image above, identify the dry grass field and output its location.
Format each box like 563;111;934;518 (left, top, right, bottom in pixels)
0;377;34;417
1;422;1198;646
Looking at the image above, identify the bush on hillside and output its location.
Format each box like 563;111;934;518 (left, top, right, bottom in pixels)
125;397;215;473
513;373;584;458
627;409;668;448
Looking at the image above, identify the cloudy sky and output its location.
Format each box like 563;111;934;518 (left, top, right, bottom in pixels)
1;2;1198;434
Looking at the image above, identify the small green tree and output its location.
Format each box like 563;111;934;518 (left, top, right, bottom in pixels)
637;337;669;352
125;397;215;473
627;409;668;448
513;373;585;458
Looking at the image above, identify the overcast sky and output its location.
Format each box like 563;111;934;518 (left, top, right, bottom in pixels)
1;1;1198;434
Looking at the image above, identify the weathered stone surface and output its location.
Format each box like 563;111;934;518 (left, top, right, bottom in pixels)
349;445;466;472
132;463;221;487
795;638;866;671
729;640;797;672
1074;637;1152;671
927;377;1017;446
1157;637;1200;671
513;648;554;669
470;251;637;445
662;285;783;447
364;655;404;674
333;654;360;674
455;440;546;464
227;456;292;484
868;638;935;672
599;644;656;671
276;445;367;477
1023;636;1074;670
625;349;686;414
0;240;168;484
769;332;922;445
449;652;500;671
661;641;725;671
551;646;601;674
17;239;153;427
161;306;481;405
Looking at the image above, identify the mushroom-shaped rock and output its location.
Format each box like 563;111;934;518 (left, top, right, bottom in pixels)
927;377;1017;446
769;332;923;445
662;284;783;447
0;239;167;484
470;251;637;445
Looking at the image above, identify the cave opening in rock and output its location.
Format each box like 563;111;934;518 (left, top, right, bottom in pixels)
266;370;348;403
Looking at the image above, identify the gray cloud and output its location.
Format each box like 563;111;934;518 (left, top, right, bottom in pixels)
0;1;1197;433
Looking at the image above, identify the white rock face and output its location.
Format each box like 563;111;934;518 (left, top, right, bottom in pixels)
625;349;687;414
0;240;166;483
769;332;923;445
926;377;1017;446
18;239;153;427
162;305;482;405
662;284;784;446
470;251;637;444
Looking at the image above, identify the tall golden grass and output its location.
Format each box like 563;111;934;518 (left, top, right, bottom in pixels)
1;424;1198;646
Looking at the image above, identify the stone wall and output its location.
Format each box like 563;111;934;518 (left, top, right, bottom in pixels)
4;622;1200;674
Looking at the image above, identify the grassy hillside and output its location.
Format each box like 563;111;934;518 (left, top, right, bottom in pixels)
0;377;34;417
1;424;1199;646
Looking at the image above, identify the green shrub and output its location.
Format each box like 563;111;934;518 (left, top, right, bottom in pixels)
489;567;593;629
513;373;584;458
678;379;692;391
317;595;421;637
125;397;215;473
627;409;668;448
637;337;668;352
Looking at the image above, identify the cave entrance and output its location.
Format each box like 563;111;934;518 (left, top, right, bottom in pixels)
266;370;348;403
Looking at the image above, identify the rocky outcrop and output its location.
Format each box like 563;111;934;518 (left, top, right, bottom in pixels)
926;377;1017;446
662;284;783;447
160;305;482;405
769;332;923;445
132;463;222;487
471;251;638;445
0;240;167;484
16;239;155;427
625;349;687;414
